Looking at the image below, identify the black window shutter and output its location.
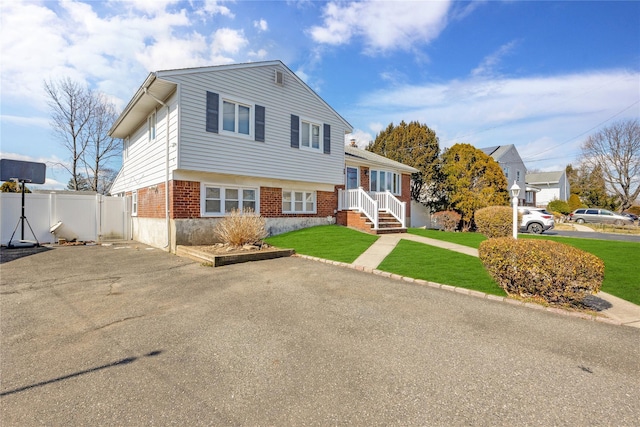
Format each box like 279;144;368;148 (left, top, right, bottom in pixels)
290;115;299;148
323;123;331;154
206;91;219;133
255;105;265;142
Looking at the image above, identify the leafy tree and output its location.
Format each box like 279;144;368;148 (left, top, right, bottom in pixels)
440;143;509;230
568;193;583;211
1;181;31;193
44;77;121;192
66;169;117;194
366;121;441;205
566;163;618;210
580;119;640;212
547;199;571;215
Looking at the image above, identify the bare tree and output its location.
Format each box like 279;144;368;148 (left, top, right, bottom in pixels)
44;78;95;190
84;93;120;193
44;78;121;193
581;119;640;212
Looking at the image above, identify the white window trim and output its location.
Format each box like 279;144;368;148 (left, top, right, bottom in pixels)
282;190;317;214
201;183;260;217
148;111;156;142
299;116;323;152
369;170;401;196
131;190;138;217
219;94;255;140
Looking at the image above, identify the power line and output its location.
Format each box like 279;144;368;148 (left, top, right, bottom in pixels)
522;99;640;162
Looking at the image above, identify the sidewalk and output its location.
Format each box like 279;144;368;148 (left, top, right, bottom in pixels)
352;233;640;328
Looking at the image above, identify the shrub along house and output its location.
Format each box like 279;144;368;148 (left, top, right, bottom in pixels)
109;60;416;252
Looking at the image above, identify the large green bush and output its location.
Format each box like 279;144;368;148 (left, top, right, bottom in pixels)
478;237;604;305
547;199;571;215
475;206;519;238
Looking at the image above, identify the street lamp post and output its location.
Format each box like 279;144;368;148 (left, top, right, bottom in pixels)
510;181;521;239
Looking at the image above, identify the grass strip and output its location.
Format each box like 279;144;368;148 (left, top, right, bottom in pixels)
410;228;638;305
409;228;486;248
523;235;640;305
265;225;379;264
377;240;506;296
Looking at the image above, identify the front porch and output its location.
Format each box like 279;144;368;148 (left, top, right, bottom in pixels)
337;187;408;235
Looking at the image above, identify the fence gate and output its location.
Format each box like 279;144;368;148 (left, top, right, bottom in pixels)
0;192;130;245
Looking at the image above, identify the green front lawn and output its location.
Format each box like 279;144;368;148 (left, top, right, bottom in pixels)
265;225;639;305
377;240;506;296
417;229;640;305
265;225;379;264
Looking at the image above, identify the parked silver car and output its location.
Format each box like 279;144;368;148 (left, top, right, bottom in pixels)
518;207;554;234
568;208;634;226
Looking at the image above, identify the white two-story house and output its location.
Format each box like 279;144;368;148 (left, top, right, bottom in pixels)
109;61;415;251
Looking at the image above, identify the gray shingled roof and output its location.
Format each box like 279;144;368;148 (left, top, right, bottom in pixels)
345;146;419;173
526;171;565;184
479;145;516;161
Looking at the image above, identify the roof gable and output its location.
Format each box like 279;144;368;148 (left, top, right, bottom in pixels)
109;60;351;139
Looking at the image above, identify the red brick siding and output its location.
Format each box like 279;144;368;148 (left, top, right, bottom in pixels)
401;173;411;218
360;167;370;191
260;187;282;216
171;180;200;219
136;183;166;218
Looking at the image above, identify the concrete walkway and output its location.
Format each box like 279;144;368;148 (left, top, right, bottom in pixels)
352;233;640;328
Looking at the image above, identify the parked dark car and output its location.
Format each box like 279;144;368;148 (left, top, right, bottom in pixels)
623;212;638;222
568;208;634;226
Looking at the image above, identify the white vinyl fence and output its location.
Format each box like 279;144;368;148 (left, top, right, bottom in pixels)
0;192;131;245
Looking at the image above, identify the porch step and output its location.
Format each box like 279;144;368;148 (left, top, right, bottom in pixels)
362;212;406;234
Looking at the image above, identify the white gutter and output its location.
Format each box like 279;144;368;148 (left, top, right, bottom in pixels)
143;87;172;252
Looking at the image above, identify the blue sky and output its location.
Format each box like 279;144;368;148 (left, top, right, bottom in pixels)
1;0;639;189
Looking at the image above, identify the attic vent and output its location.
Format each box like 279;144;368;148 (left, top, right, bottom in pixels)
275;70;284;86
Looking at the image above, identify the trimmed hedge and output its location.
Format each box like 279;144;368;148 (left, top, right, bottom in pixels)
475;206;519;238
478;237;604;305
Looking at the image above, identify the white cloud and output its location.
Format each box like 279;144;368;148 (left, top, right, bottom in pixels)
471;40;519;78
345;70;640;170
344;129;374;148
211;28;248;54
195;0;235;18
309;0;451;53
248;49;268;59
254;18;268;32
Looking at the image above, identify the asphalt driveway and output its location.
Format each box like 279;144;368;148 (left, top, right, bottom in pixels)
1;243;639;425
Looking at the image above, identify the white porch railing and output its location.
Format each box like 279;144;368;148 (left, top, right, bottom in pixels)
338;187;406;229
338;187;379;229
375;191;407;228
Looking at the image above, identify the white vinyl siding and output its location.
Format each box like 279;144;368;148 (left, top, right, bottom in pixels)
109;94;178;195
282;190;316;213
164;63;349;186
202;184;258;216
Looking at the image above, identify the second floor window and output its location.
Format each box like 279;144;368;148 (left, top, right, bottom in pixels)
222;100;250;135
301;120;321;150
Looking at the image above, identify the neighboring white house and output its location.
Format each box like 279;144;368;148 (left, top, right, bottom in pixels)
108;60;415;251
479;144;527;205
525;171;570;207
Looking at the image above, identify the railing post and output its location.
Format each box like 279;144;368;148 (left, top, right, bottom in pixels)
373;200;379;229
401;201;406;228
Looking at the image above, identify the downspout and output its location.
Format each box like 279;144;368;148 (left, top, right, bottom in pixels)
143;87;171;252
